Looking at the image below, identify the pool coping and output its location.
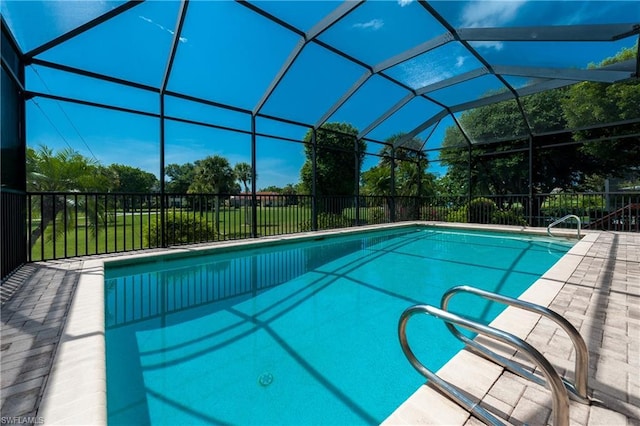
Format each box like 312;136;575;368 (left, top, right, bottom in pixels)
37;222;590;424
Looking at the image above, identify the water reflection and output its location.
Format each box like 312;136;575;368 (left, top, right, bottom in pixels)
105;230;414;328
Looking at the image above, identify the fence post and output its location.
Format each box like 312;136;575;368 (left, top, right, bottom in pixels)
354;136;361;226
251;115;258;238
311;129;318;231
390;148;396;222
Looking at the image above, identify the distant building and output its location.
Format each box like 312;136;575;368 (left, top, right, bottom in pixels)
229;192;283;207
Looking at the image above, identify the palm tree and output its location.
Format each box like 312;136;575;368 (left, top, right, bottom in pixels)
188;155;235;233
378;134;430;197
362;135;430;220
234;162;254;225
27;145;111;248
233;162;252;194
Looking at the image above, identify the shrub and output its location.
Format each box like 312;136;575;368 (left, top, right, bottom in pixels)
468;197;498;223
492;210;527;226
541;193;605;217
145;212;216;246
369;207;386;223
443;198;527;225
446;206;467;222
421;206;448;221
506;202;524;215
300;213;353;231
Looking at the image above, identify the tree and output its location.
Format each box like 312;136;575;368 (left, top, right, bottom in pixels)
361;134;436;219
380;134;435;197
522;87;569;134
188;155;235;232
362;134;431;197
188;156;235;194
27;145;110;248
434;173;465;197
233;162;253;194
106;164;158;211
361;165;391;197
440;44;640;195
165;162;195;193
107;164;158;193
282;183;298;206
563;43;640;181
439;89;581;194
259;185;283;193
233;161;254;225
299;122;365;213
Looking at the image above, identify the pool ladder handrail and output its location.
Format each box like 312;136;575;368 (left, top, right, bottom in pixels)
547;214;582;239
441;285;590;405
399;305;570;426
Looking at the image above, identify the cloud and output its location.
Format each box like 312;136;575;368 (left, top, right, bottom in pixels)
554;2;618;26
460;1;527;28
469;41;504;51
393;42;477;90
458;1;526;51
139;15;187;43
397;0;414;6
352;18;384;31
398;59;454;89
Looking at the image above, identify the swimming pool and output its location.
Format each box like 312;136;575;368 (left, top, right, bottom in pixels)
104;226;574;425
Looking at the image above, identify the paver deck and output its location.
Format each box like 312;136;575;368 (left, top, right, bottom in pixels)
1;228;638;425
384;231;639;425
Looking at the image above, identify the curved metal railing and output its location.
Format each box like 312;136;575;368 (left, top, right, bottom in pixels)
399;305;570;426
547;214;582;239
441;285;590;404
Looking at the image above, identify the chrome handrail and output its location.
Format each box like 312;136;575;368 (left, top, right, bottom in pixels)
399;305;570;426
547;214;582;238
441;285;590;404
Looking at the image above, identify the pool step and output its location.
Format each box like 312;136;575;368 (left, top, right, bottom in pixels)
383;349;502;425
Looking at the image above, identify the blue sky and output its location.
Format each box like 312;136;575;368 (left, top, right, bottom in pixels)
3;0;638;189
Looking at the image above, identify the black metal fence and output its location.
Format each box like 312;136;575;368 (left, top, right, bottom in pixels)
1;189;27;279
533;192;639;231
17;191;640;263
421;192;639;231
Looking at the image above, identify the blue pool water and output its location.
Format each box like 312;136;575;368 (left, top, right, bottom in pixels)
105;226;573;425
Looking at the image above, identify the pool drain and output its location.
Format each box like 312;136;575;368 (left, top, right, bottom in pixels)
258;372;274;387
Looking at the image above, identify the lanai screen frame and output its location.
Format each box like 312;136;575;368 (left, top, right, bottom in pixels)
1;1;639;246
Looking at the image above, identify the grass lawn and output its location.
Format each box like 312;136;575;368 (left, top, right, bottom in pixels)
30;206;317;261
29;205;393;261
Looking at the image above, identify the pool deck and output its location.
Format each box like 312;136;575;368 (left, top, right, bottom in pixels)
383;229;640;425
1;224;638;425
